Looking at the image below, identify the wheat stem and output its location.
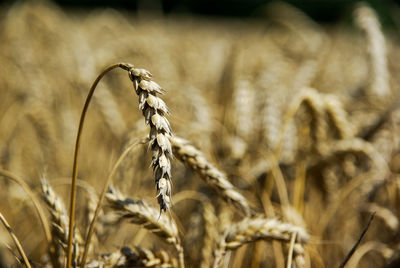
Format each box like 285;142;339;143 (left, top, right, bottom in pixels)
67;63;127;268
286;232;297;268
0;212;32;268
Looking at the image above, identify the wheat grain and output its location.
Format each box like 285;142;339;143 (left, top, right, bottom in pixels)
277;87;327;157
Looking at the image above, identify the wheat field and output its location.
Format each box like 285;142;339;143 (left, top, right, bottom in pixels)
0;1;400;267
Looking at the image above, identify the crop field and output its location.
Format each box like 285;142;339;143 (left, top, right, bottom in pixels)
0;1;400;267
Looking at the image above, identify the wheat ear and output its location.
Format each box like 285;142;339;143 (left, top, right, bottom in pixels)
354;3;390;97
127;65;173;213
171;136;253;217
86;246;177;268
275;87;327;159
323;94;355;139
106;186;184;268
41;178;83;266
212;217;309;268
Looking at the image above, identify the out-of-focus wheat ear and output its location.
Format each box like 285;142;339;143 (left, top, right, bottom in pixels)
323;94;355;139
105;186;184;268
185;85;214;152
232;76;256;141
126;65;173;213
41;178;83;266
26;107;58;172
317;139;390;235
345;241;393;268
200;202;218;268
364;203;399;232
170;136;253;217
354;3;390;97
41;177;68;267
259;85;284;154
276;87;327;158
212;217;309;268
93;85;127;138
0;169;53;263
86;246;177;268
320;138;389;181
0;212;32;268
84;186;101;254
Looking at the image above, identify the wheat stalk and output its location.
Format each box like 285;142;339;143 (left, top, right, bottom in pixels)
0;212;32;268
67;63;122;267
170;136;253;217
212;217;309;268
67;62;173;267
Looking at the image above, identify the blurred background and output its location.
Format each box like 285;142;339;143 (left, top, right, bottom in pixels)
0;0;398;26
1;0;400;267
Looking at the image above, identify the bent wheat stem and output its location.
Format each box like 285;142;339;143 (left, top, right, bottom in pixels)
67;63;127;268
68;62;174;268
